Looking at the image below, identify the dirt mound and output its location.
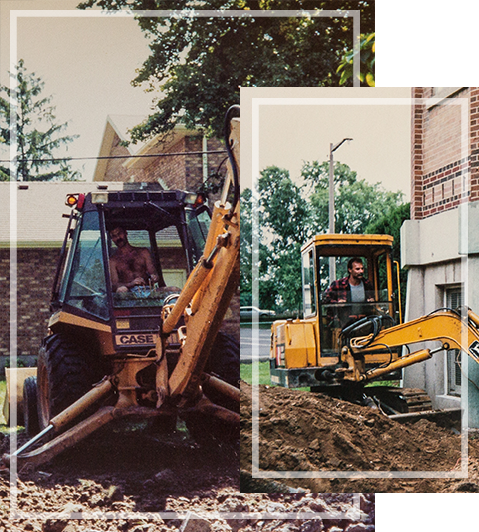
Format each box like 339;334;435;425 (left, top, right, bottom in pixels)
0;422;374;532
240;382;479;493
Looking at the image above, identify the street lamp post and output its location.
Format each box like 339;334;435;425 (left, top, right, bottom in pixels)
328;138;352;280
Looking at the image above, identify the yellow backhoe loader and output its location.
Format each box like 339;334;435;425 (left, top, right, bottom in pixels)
3;105;240;468
270;233;479;413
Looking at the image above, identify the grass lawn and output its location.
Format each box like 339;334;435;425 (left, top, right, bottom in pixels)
240;361;271;385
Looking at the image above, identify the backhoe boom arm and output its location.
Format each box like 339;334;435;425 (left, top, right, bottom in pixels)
349;309;479;381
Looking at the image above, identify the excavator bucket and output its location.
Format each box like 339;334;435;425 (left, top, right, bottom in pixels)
2;368;37;426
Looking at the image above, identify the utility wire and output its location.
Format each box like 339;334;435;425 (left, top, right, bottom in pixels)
0;149;227;164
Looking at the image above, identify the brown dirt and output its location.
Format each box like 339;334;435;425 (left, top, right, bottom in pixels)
240;381;479;493
0;420;375;532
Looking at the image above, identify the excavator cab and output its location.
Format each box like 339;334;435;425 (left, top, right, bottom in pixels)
53;188;209;321
306;234;397;355
271;234;400;389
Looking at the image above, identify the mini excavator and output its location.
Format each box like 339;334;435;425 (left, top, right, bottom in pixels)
270;234;479;414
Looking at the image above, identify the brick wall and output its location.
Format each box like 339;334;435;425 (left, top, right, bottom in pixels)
411;87;425;220
142;135;225;193
411;87;478;220
101;133;226;195
470;87;479;202
0;248;60;361
0;251;9;358
104;136;145;182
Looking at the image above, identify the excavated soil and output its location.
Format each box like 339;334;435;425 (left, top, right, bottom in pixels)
0;420;374;531
240;382;479;493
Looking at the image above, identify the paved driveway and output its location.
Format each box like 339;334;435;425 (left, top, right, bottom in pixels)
240;325;271;363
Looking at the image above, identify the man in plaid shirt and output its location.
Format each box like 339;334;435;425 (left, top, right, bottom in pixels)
324;257;375;324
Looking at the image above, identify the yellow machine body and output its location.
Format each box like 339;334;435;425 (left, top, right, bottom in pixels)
4;108;241;468
270;233;479;394
271;234;399;388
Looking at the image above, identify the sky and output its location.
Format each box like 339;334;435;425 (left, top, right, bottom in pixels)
254;88;412;200
1;2;476;192
0;0;155;180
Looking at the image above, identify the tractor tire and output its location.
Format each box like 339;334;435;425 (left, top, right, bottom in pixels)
37;333;103;431
23;376;40;438
183;332;240;446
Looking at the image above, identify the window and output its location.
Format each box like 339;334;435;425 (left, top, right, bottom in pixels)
317;254;391;355
445;286;463;396
186;206;210;265
111;226;186;309
64;211;109;319
302;249;316;317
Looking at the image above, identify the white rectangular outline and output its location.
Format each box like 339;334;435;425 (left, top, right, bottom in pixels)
4;494;363;522
251;95;470;480
7;7;363;522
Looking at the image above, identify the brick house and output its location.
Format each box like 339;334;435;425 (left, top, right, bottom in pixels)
401;87;479;426
93;115;227;193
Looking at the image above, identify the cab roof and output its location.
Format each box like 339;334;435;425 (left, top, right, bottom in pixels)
302;234;393;256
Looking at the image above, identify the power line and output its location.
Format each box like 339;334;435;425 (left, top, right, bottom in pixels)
0;149;227;164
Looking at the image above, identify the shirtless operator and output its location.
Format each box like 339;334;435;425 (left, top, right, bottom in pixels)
109;226;160;293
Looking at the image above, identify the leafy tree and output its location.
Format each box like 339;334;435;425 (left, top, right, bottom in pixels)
77;0;374;139
365;201;410;261
242;161;408;312
301;160;404;235
240;188;256;306
337;32;375;87
256;166;310;311
240;187;278;309
0;60;80;181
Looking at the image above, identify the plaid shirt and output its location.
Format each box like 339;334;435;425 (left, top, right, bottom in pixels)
323;275;374;304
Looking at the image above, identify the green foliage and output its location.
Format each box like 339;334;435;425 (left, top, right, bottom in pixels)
0;60;81;181
77;1;374;139
257;167;310;311
337;32;375;87
302;161;404;235
240;188;276;308
365;202;410;259
240;189;254;307
240;161;408;312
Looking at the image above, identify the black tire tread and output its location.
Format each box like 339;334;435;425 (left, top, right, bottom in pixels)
184;331;240;445
23;376;40;438
204;332;240;388
40;333;103;420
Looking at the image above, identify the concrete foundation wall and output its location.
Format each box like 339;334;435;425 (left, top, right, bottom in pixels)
402;206;479;425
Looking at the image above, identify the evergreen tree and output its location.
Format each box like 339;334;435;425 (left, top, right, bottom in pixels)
0;60;80;181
